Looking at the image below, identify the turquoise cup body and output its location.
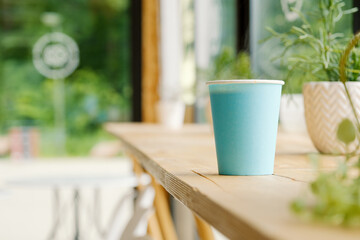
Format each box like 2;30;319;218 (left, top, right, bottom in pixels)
208;80;284;175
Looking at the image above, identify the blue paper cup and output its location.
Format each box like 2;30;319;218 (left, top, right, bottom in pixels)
207;80;284;175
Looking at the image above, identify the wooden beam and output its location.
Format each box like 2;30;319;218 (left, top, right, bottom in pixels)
141;0;160;122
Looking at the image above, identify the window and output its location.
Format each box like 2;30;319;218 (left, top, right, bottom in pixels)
0;0;131;156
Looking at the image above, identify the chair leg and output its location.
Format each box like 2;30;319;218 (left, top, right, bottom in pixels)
193;214;215;240
130;155;167;240
147;214;164;240
47;188;61;240
120;185;155;240
152;180;178;240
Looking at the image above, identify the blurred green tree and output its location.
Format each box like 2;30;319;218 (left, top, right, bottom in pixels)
0;0;131;155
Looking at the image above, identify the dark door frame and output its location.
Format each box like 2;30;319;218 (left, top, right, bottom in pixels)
353;0;360;33
236;0;360;52
236;0;250;52
130;0;142;122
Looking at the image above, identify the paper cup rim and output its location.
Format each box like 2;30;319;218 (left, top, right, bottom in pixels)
206;79;285;85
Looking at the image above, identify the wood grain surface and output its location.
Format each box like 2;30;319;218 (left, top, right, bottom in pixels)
141;0;160;122
105;123;360;240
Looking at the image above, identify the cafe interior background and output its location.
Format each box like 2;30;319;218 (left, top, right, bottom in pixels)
0;0;357;239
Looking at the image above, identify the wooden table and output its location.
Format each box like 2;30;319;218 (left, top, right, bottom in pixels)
105;123;360;240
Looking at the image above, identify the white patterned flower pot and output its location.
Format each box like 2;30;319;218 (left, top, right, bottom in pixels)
303;81;360;154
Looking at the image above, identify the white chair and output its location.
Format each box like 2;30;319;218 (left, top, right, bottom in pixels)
105;183;155;240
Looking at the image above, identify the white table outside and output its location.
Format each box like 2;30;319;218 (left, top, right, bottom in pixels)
0;159;135;240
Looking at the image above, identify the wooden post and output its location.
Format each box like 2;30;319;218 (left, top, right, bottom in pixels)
194;214;215;240
141;0;160;122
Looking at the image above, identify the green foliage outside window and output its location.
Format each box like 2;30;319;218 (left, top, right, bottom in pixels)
210;47;253;81
0;0;131;156
253;0;353;93
265;0;358;93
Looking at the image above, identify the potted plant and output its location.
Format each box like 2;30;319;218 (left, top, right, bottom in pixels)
268;0;360;154
291;32;360;226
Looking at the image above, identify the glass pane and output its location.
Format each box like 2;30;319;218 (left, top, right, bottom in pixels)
0;0;131;156
250;0;353;92
194;0;236;122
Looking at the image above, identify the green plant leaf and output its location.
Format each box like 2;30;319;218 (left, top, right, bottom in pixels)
337;118;356;145
290;198;306;214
